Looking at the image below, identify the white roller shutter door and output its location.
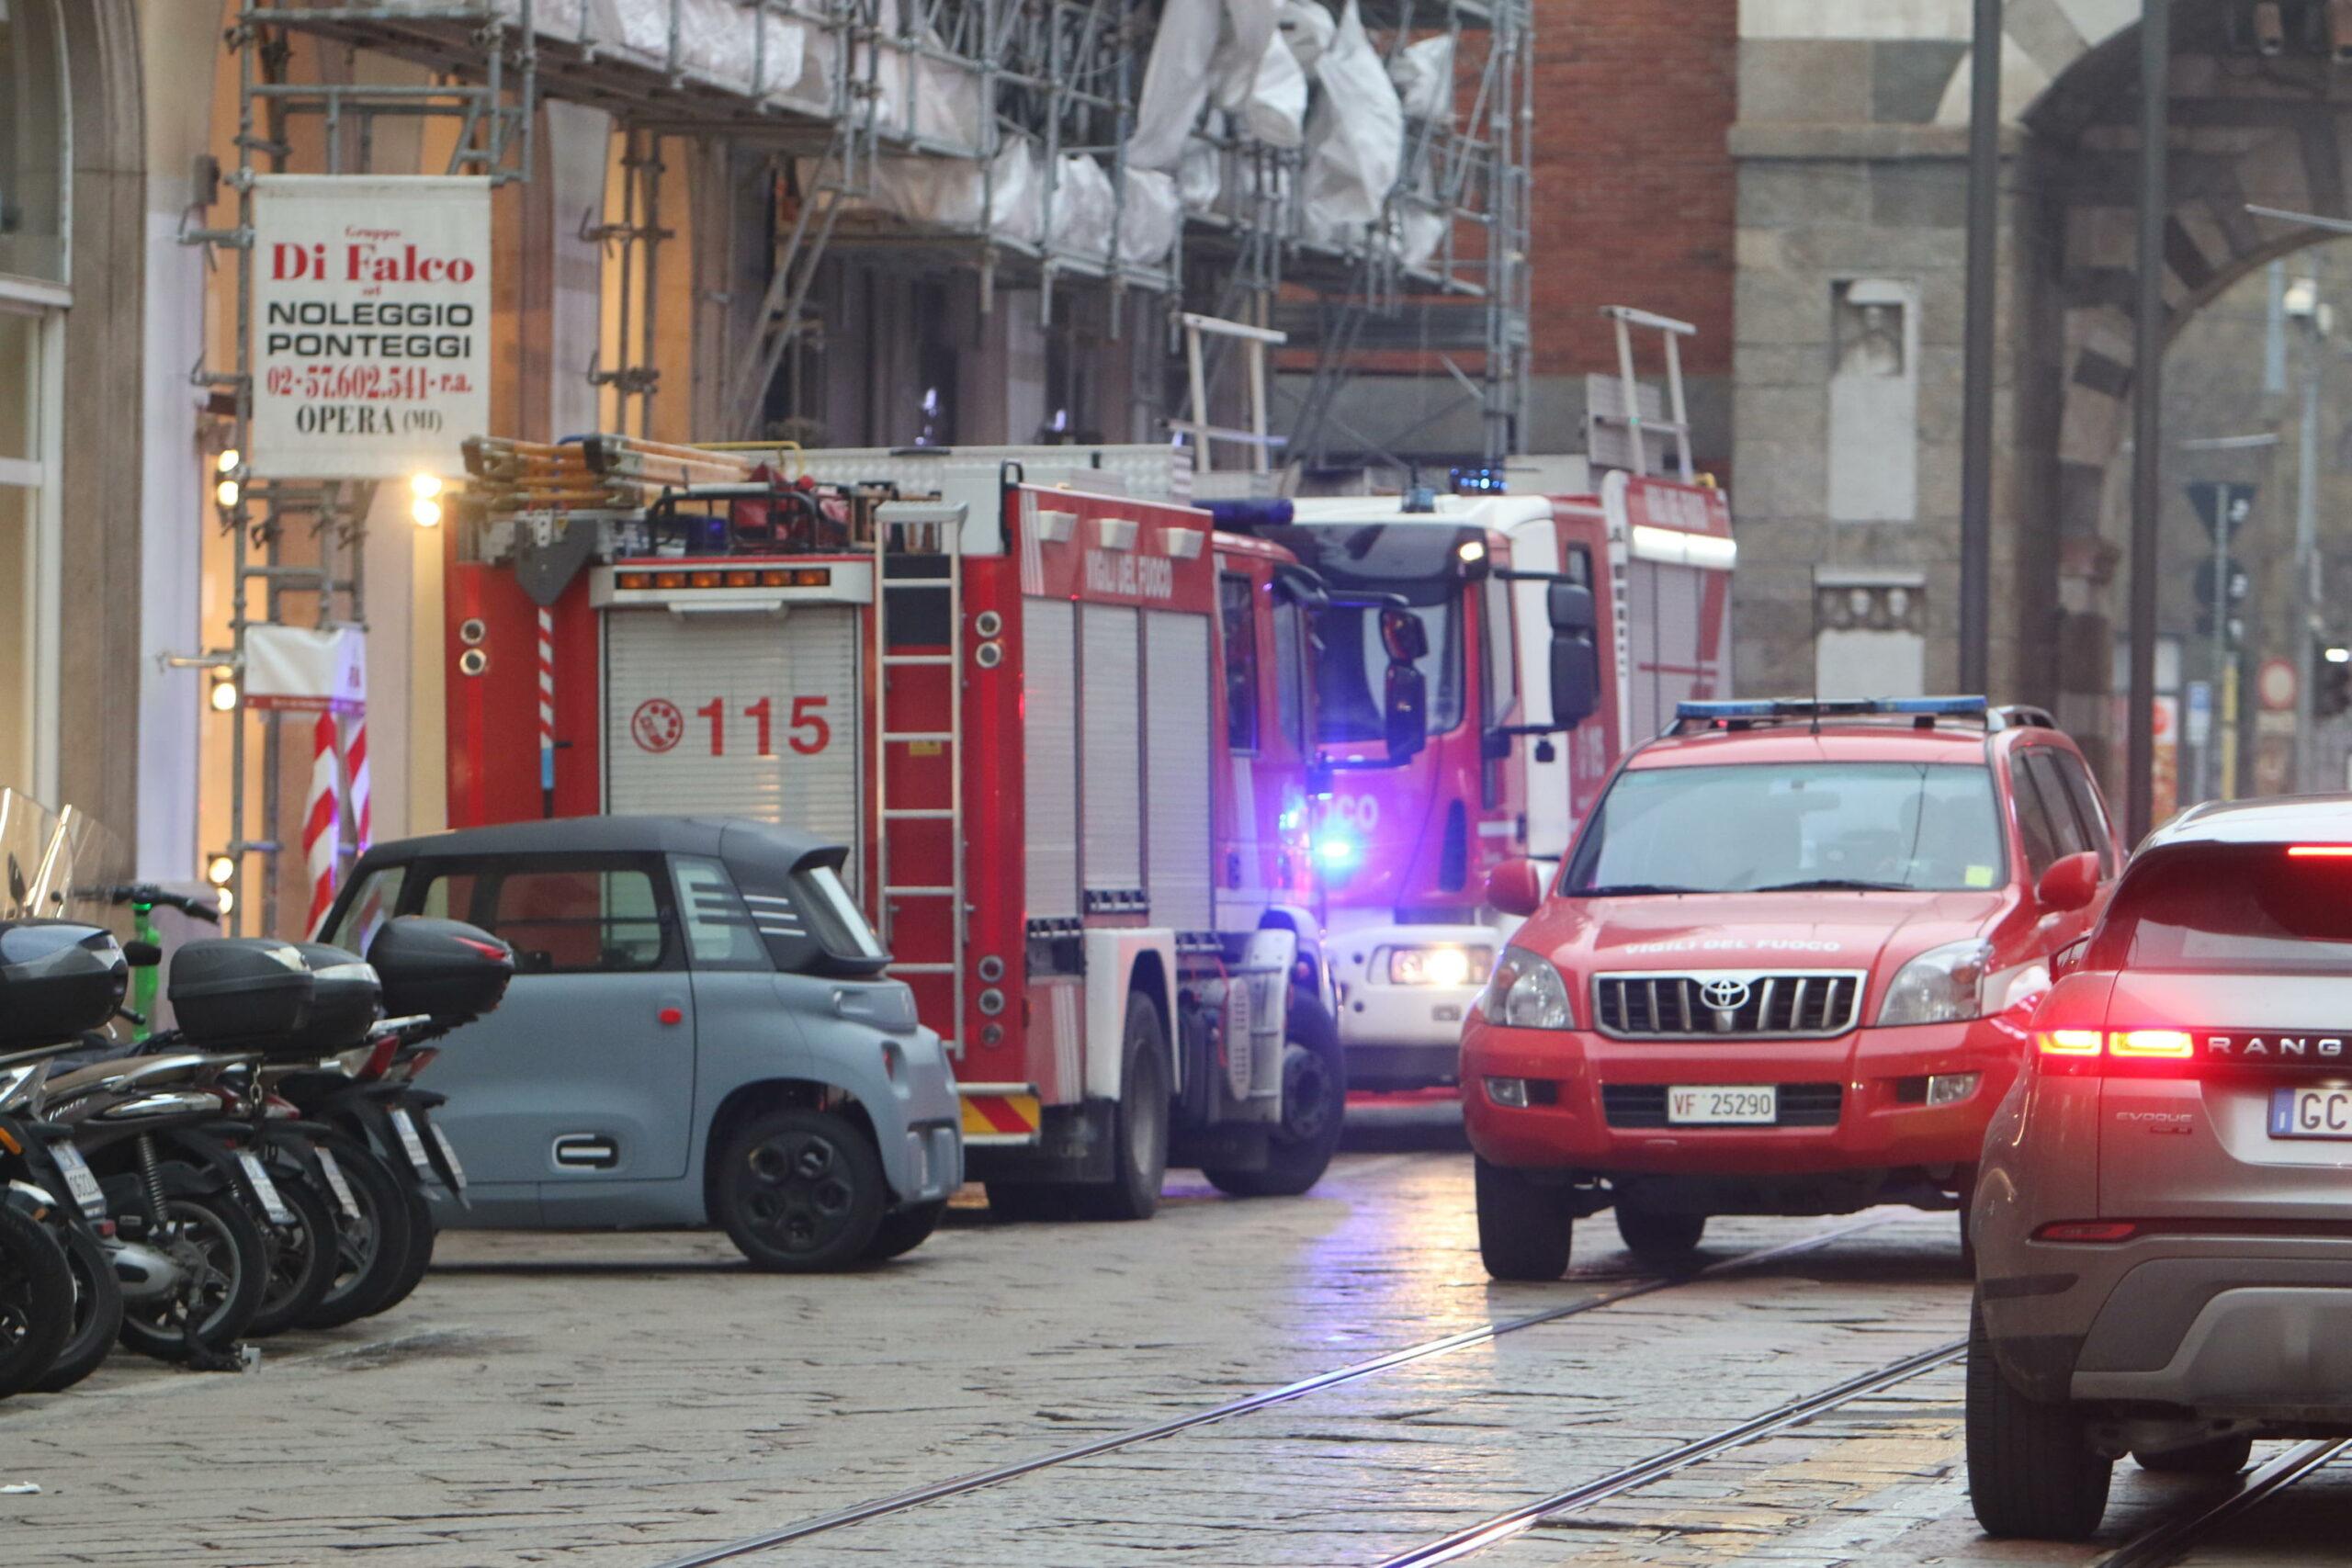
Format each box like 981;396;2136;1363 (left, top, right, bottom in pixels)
1022;598;1080;919
604;606;863;864
1080;604;1143;898
1144;610;1214;931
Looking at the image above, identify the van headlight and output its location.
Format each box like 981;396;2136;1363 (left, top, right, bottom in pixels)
1876;939;1993;1027
1480;946;1575;1030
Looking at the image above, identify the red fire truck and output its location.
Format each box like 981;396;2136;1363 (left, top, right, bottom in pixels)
443;442;1412;1216
1240;468;1736;1089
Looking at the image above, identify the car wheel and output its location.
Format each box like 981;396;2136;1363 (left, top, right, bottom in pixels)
1475;1156;1573;1280
861;1201;947;1262
1204;992;1346;1199
1614;1203;1705;1265
30;1222;123;1393
715;1108;888;1271
1965;1298;2111;1540
1069;993;1170;1222
2133;1434;2254;1475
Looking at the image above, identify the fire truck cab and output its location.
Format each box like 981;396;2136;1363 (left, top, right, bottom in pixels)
1256;470;1736;1089
446;442;1406;1218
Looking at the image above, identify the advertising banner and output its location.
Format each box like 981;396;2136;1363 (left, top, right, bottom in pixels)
249;175;492;479
246;626;368;716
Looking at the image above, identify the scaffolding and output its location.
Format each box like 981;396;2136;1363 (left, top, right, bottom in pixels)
193;0;1530;927
243;0;1529;458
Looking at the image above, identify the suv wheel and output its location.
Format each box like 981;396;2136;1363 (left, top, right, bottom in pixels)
1614;1203;1705;1265
715;1109;887;1271
2133;1434;2253;1475
1475;1157;1573;1280
1966;1299;2111;1540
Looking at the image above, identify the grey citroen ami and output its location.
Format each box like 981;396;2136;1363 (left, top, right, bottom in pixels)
317;818;963;1269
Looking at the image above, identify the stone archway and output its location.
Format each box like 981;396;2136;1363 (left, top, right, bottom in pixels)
1730;0;2352;779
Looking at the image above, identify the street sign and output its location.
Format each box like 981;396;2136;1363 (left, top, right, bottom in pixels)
2193;611;2246;645
2194;557;2252;608
2186;680;2212;747
2187;479;2257;540
2260;656;2300;713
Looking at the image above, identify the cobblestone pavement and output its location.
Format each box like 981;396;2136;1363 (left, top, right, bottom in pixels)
0;1120;2338;1567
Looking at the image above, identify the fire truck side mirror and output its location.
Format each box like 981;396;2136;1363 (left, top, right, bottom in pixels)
1379;605;1430;663
1385;661;1428;763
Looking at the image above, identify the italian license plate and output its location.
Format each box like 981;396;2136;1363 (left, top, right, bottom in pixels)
428;1123;468;1190
48;1141;105;1219
2269;1086;2352;1140
1667;1085;1779;1125
312;1147;360;1219
389;1109;436;1179
237;1151;296;1225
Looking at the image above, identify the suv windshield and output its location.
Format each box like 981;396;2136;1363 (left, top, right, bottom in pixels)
2093;844;2352;973
1564;761;2007;895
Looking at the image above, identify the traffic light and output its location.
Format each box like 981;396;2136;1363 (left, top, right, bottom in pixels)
2320;639;2352;718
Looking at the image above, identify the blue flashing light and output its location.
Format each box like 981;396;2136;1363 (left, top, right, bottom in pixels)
1313;829;1361;870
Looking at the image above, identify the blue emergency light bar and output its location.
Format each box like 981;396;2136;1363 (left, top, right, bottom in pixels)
1674;696;1990;721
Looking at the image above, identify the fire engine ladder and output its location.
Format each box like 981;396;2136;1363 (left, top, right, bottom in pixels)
872;499;967;1058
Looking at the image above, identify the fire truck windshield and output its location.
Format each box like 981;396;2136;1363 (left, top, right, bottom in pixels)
1564;762;2007;896
1276;525;1470;744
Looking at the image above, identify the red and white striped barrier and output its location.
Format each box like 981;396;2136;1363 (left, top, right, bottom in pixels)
302;710;342;935
538;606;556;814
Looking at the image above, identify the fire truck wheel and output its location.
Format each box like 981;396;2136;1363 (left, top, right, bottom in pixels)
1204;995;1346;1198
1070;993;1170;1222
1475;1156;1574;1281
715;1109;888;1271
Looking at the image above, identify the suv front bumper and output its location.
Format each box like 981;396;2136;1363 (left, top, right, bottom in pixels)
1461;1014;2025;1178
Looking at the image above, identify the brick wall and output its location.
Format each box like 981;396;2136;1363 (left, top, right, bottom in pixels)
1528;0;1736;382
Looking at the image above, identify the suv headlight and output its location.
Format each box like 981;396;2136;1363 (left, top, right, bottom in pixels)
1876;939;1994;1027
1480;946;1575;1030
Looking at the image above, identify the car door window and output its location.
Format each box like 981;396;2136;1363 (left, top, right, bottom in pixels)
322;865;402;953
2009;751;2064;880
670;855;770;971
413;858;673;974
1220;573;1260;753
2020;751;2093;864
2047;750;2118;874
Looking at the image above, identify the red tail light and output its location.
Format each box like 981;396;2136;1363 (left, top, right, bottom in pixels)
2034;1221;2139;1244
2035;1028;2199;1073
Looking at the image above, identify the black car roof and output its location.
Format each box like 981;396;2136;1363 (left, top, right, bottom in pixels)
352;816;841;878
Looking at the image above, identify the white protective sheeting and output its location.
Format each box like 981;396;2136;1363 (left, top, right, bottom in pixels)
1244;30;1308;147
1129;0;1286;172
1055;155;1120;259
863;141;1044;240
1300;0;1403;239
390;0;829;108
1278;0;1336;73
1179;133;1224;212
1118;168;1182;266
1389;33;1454;121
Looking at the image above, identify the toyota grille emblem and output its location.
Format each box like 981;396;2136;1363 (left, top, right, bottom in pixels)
1699;977;1751;1011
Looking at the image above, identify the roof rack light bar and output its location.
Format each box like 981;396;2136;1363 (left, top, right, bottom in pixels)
1674;696;1991;721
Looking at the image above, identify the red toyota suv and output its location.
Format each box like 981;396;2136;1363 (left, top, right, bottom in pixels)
1461;696;2122;1280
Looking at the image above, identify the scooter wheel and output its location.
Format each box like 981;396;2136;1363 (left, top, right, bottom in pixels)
117;1189;267;1362
29;1222;123;1393
0;1205;74;1397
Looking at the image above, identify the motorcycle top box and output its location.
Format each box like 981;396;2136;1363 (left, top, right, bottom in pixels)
282;942;384;1055
0;919;130;1054
167;938;315;1046
366;918;514;1022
